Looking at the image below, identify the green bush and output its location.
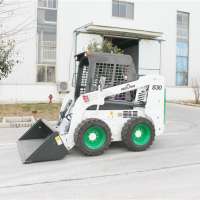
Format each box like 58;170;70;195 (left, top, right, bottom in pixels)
87;40;124;54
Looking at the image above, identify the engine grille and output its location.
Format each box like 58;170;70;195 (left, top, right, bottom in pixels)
135;86;149;105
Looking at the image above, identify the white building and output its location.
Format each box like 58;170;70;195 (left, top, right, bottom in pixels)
0;0;200;103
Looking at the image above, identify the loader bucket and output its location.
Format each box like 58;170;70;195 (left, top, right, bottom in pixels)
17;119;68;164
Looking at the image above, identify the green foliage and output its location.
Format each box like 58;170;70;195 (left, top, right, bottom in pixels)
0;40;18;80
87;40;124;54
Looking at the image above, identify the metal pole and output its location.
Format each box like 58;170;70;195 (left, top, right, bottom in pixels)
73;31;78;86
159;40;162;75
72;23;93;87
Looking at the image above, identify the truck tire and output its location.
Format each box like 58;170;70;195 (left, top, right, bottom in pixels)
74;118;111;156
121;117;155;151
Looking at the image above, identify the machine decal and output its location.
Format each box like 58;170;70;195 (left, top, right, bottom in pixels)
121;83;135;91
152;85;162;90
123;111;137;118
108;111;114;118
82;95;89;103
117;112;123;117
108;112;124;118
55;136;63;146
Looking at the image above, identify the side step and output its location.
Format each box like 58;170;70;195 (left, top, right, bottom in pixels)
17;119;68;164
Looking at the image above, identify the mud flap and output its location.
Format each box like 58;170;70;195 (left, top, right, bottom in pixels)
17;119;68;164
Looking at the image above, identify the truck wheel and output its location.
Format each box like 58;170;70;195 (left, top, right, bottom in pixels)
74;119;111;156
121;117;155;151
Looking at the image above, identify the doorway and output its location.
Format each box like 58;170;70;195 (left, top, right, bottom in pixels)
104;37;139;73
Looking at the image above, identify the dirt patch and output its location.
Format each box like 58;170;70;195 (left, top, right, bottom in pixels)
0;103;61;121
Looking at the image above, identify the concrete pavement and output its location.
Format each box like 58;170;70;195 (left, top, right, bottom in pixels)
0;103;200;199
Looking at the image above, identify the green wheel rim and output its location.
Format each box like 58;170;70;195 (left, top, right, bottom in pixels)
131;123;151;146
83;126;107;150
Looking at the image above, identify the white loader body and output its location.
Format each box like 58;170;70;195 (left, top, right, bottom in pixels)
17;52;165;164
59;75;165;150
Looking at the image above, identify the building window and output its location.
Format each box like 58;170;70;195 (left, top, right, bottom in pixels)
38;0;57;9
37;64;55;82
45;10;57;22
37;0;57;82
176;11;189;86
37;9;57;24
38;31;56;63
112;0;134;19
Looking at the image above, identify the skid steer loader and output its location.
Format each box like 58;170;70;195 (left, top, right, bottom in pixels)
17;52;165;163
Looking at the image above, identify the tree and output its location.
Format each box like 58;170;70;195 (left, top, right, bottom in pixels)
0;39;18;80
87;40;124;54
0;0;33;80
191;78;200;104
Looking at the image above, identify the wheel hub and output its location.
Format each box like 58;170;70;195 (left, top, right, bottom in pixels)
131;123;151;146
83;126;107;150
88;132;97;141
135;130;142;138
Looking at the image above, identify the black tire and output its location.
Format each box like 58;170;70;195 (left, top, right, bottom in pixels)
74;118;111;156
121;117;155;151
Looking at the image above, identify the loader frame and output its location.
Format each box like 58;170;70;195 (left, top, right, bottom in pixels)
60;75;165;150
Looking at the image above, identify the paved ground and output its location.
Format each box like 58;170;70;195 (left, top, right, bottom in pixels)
0;103;200;200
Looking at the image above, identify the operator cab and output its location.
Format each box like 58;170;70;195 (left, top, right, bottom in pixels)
75;52;146;109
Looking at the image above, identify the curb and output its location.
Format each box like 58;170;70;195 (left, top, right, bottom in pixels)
0;123;10;128
169;101;200;108
0;116;57;128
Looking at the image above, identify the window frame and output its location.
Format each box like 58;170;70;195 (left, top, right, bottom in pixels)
112;0;134;19
176;11;190;86
38;30;57;64
37;8;57;25
44;9;57;23
37;64;56;82
38;0;57;9
37;0;57;83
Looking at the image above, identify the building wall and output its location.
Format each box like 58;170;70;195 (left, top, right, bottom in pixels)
0;0;59;103
1;0;200;103
57;0;200;101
